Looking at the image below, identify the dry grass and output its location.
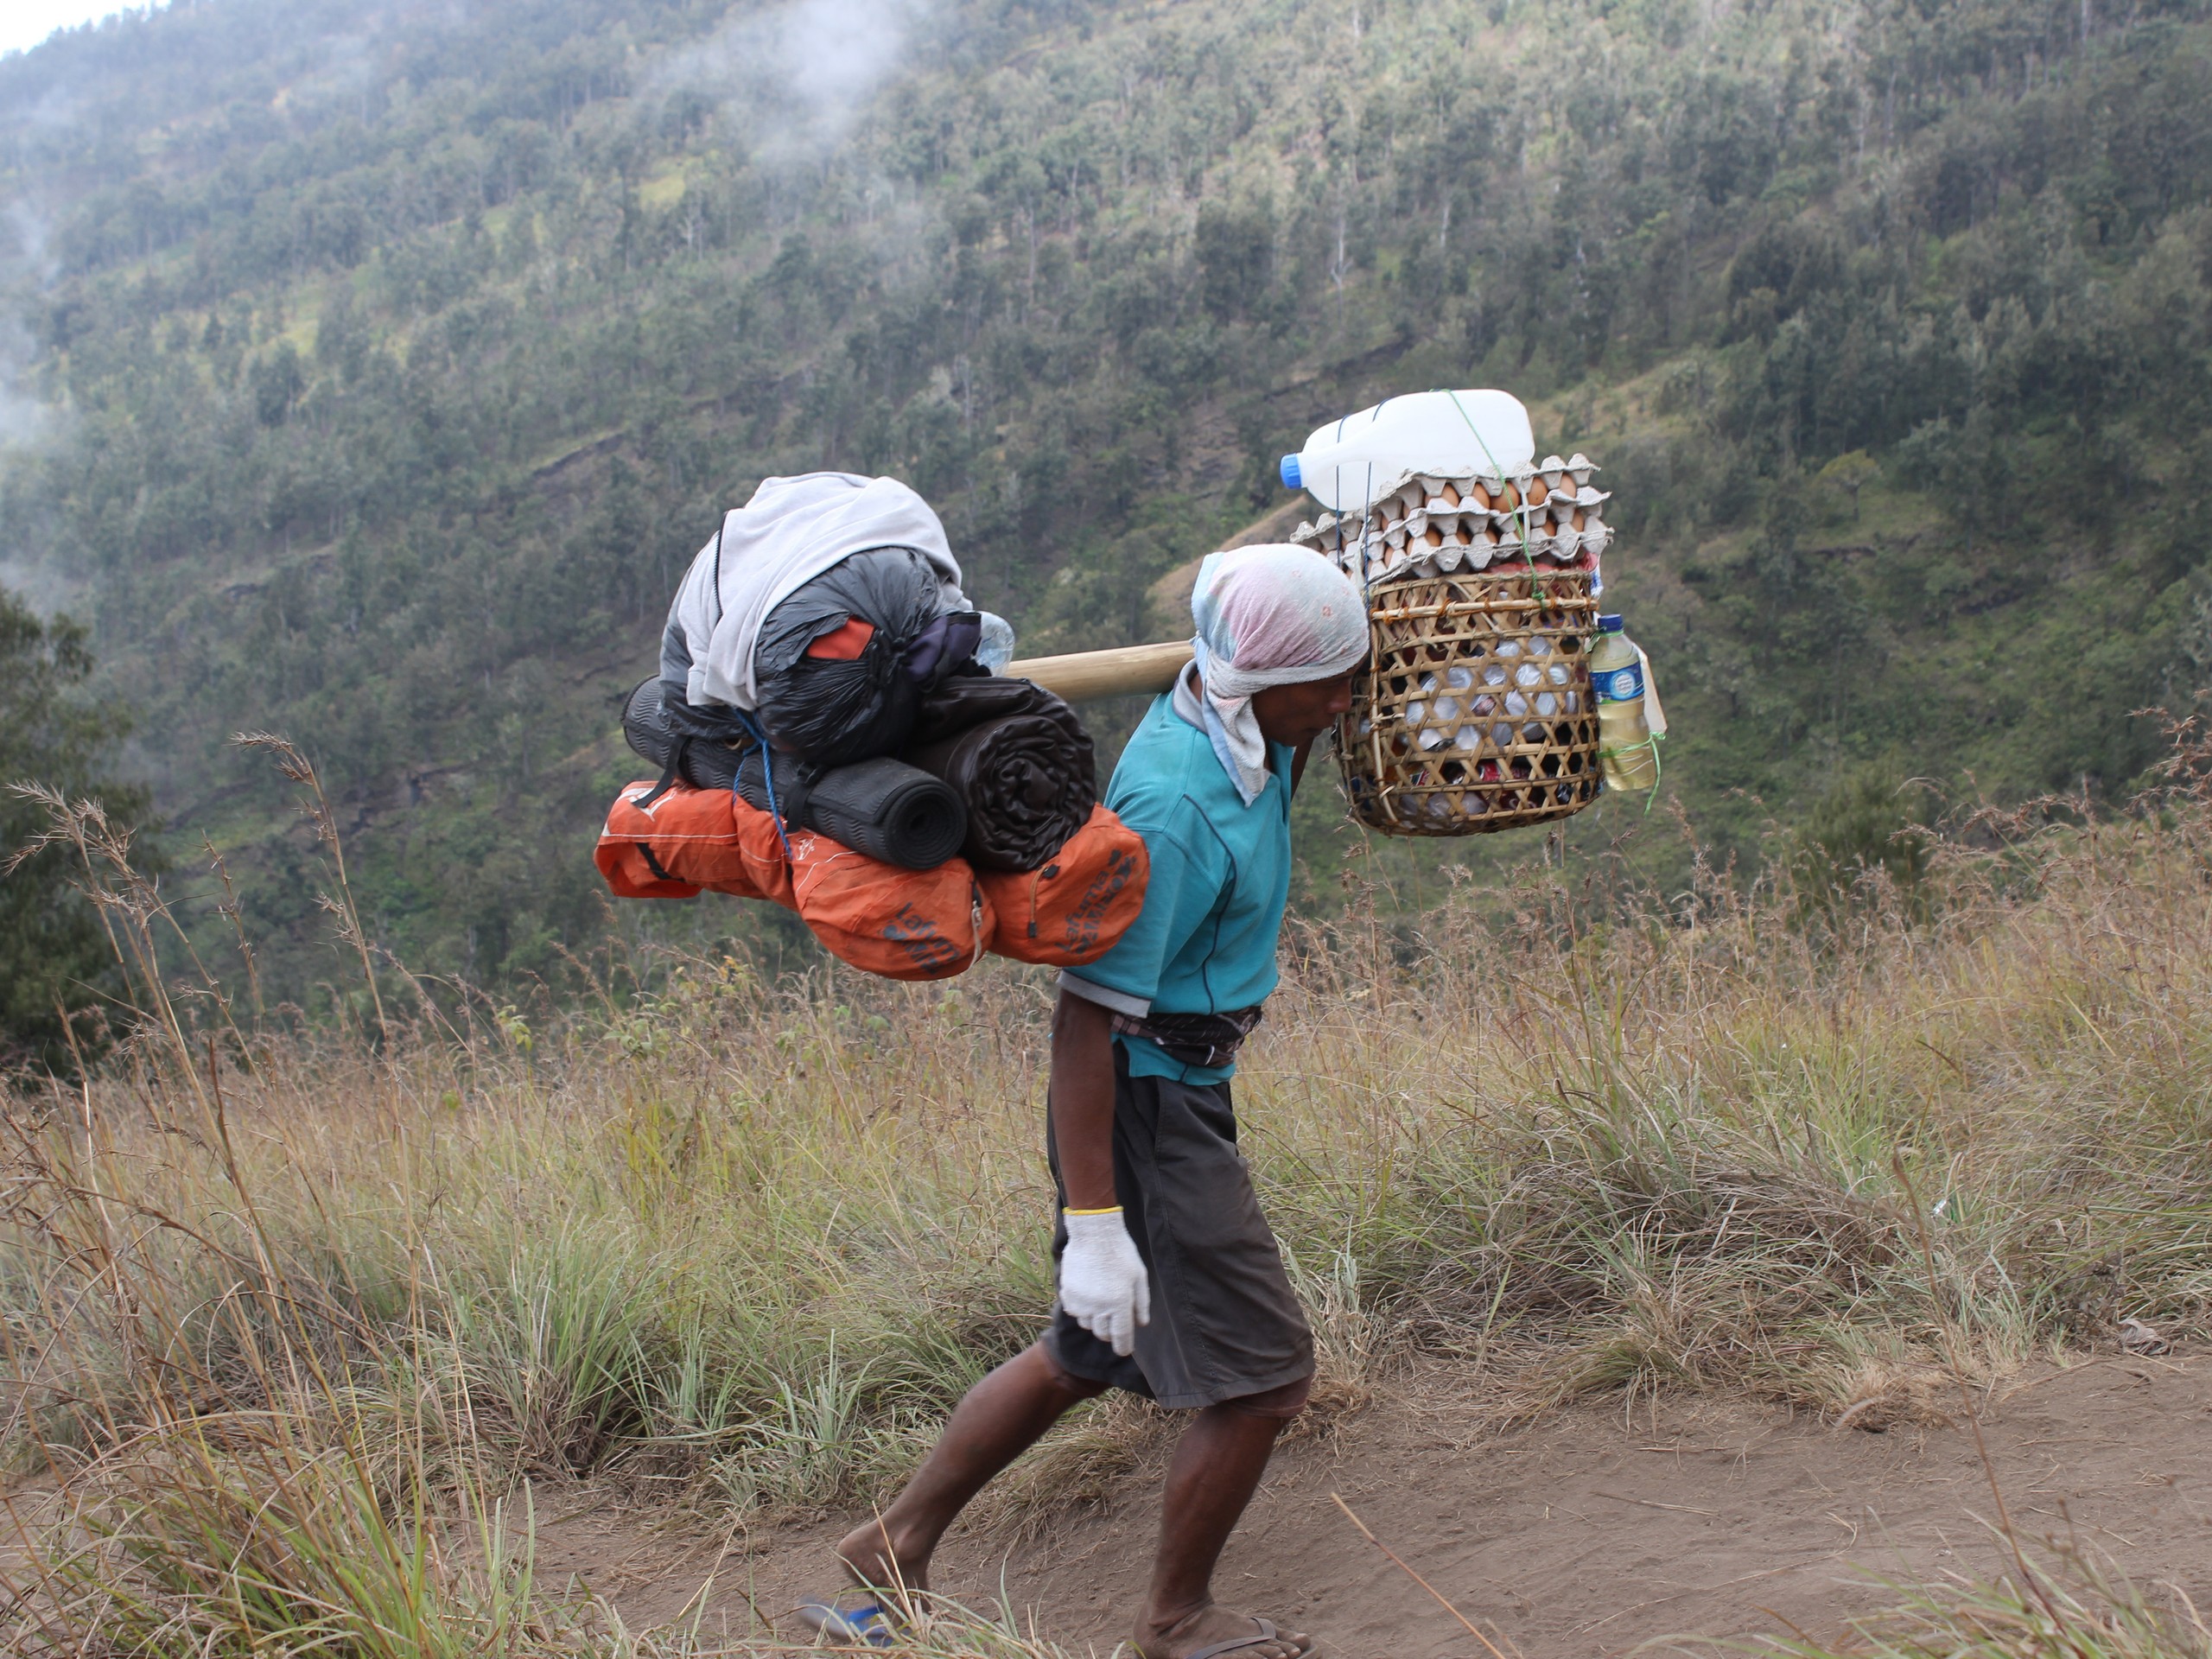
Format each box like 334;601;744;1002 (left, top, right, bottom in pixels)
1722;1548;2212;1659
4;733;2212;1651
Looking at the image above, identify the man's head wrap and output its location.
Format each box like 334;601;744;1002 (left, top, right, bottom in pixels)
1178;543;1369;804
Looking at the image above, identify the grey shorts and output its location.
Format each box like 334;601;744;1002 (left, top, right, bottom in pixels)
1043;1045;1314;1409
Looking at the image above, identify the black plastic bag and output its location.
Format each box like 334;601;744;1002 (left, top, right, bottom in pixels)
647;620;760;764
753;548;982;767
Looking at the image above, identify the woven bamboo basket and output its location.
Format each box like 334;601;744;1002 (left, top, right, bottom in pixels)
1335;564;1602;835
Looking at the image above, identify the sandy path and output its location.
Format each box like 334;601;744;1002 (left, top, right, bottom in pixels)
534;1354;2212;1655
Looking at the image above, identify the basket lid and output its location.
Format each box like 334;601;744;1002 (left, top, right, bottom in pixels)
1597;613;1624;632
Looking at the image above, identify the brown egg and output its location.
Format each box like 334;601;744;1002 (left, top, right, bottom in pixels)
1524;481;1549;509
1469;483;1491;510
1496;484;1520;512
1440;482;1461;506
1573;510;1586;531
1425;526;1445;548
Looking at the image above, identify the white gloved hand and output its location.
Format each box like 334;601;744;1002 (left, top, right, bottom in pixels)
1058;1208;1151;1357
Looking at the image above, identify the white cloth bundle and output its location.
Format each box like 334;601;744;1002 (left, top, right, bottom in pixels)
669;473;967;710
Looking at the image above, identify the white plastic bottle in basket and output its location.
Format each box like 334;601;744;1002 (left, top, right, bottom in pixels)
1591;613;1658;791
1280;391;1535;512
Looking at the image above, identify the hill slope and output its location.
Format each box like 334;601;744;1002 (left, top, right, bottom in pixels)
3;0;2210;998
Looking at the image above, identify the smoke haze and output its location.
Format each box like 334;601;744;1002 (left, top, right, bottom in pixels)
653;0;938;158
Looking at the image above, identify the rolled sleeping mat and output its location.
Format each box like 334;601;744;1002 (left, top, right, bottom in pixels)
623;677;967;869
793;756;969;870
624;676;748;791
906;675;1097;873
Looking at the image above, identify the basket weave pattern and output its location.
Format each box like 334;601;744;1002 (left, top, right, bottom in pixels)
1335;566;1601;835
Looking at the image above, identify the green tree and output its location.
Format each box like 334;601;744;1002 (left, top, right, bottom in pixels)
1815;450;1878;524
0;591;153;1072
1789;764;1939;924
1195;198;1274;323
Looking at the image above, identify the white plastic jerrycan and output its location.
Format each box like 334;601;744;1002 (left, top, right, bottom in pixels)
1281;390;1535;512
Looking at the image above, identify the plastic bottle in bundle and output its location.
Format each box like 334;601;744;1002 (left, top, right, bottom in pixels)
976;612;1018;674
1280;391;1535;512
1590;614;1659;791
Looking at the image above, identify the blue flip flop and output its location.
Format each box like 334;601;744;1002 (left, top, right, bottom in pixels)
796;1596;901;1648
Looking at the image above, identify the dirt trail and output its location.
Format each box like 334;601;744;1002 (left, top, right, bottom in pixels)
537;1355;2212;1656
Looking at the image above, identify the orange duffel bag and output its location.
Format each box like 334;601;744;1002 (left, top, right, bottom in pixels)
976;805;1147;969
783;825;988;980
596;779;793;905
595;783;1147;978
596;781;984;980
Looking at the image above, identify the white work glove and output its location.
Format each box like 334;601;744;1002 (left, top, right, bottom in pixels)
1059;1208;1151;1357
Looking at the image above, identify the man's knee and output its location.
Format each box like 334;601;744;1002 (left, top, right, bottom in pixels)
1223;1372;1312;1421
1033;1341;1110;1402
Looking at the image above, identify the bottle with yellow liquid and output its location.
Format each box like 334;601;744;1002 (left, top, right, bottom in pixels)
1590;613;1659;791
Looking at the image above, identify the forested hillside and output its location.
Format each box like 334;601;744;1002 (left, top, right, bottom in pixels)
3;0;2210;1003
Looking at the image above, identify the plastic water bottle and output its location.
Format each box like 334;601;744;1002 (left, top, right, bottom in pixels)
1590;614;1658;791
1280;391;1535;512
976;613;1017;674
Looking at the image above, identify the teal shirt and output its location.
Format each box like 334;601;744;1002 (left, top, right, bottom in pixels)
1061;696;1295;1084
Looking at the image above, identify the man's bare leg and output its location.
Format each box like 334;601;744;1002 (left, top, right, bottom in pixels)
836;1352;1314;1659
835;1342;1103;1594
1132;1376;1313;1659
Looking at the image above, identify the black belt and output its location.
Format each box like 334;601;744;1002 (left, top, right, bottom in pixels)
1109;1005;1265;1070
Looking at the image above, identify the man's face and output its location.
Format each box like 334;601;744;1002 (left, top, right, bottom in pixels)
1250;670;1357;748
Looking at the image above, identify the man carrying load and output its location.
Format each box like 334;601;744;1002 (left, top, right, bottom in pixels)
809;543;1368;1659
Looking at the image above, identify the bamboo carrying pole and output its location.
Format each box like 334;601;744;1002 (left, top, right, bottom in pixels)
1005;640;1193;703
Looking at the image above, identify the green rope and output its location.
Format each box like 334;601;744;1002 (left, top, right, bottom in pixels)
1598;729;1666;814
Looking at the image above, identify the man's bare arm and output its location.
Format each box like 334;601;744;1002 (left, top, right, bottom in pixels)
1050;990;1117;1209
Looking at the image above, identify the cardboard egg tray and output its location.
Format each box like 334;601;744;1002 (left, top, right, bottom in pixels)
1290;452;1611;588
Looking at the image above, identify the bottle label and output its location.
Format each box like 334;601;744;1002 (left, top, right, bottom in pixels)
1595;661;1644;702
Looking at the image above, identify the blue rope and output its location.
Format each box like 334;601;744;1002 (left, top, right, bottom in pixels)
733;709;794;860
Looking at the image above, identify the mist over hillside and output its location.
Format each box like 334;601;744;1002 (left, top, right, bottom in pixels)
2;0;2209;1003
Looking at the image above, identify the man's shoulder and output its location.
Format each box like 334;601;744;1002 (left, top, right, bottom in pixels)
1109;703;1206;803
1108;706;1236;855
